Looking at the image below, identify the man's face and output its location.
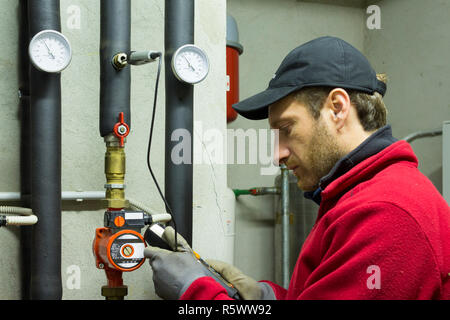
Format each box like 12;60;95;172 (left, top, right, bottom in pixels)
269;95;345;191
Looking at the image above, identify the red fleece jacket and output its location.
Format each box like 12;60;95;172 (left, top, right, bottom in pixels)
181;141;450;300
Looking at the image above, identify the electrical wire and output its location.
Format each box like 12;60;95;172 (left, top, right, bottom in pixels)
147;52;178;250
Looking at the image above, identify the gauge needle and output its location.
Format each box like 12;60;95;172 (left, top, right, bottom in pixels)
183;55;195;71
41;40;55;59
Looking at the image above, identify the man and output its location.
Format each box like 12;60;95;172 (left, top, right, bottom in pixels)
145;36;450;300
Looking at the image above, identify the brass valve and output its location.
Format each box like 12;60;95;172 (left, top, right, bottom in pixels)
104;134;128;209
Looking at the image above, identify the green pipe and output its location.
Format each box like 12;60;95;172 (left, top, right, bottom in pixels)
233;189;252;197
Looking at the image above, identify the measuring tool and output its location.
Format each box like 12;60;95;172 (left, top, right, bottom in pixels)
29;29;72;73
144;223;242;300
171;44;209;84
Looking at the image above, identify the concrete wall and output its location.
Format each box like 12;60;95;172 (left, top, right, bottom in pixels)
363;0;450;193
0;0;228;300
227;0;366;283
0;0;22;300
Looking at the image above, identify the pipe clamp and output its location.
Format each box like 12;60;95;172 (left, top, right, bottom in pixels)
104;184;126;189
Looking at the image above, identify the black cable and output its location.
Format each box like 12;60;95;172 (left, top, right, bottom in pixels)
147;52;178;250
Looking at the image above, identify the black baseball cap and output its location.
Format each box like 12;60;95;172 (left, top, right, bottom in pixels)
232;36;386;120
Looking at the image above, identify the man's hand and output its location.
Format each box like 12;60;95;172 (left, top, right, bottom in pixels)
144;227;209;300
206;259;276;300
144;226;275;300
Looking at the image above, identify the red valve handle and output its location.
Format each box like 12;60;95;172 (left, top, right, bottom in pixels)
113;112;130;147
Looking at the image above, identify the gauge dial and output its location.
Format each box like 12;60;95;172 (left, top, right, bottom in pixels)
171;44;209;84
29;30;72;73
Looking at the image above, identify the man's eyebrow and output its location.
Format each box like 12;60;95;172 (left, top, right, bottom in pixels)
270;118;294;129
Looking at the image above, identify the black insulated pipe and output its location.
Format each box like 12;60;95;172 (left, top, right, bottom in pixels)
28;0;63;300
164;0;194;245
0;216;6;227
100;0;131;137
18;0;32;300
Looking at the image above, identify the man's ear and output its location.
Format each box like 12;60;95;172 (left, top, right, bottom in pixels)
327;88;351;130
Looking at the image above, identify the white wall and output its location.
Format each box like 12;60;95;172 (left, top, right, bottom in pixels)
0;0;228;300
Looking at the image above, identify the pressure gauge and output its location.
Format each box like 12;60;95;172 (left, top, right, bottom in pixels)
29;30;72;73
171;44;209;84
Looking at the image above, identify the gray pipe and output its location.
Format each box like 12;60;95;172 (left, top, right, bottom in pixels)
100;0;131;137
402;128;442;143
28;0;62;300
280;164;290;288
164;0;194;245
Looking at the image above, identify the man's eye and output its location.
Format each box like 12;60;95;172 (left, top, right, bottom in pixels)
280;126;292;134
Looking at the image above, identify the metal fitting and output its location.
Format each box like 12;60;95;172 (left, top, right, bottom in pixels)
104;184;126;189
104;141;127;209
104;134;123;148
105;147;125;181
117;124;128;135
251;187;280;196
112;53;128;70
101;285;128;300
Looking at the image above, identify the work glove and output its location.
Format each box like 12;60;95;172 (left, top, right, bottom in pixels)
144;226;215;300
206;259;276;300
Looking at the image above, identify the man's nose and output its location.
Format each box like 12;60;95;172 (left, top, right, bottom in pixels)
273;143;290;166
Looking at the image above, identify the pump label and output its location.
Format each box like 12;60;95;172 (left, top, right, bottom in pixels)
109;233;145;270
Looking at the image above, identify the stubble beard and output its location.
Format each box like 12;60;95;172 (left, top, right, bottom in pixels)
297;120;346;191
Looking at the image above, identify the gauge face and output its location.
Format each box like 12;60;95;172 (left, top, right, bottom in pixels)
171;44;209;84
29;30;72;73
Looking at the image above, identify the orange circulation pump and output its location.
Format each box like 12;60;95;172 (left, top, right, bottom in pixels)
93;211;148;273
93;209;152;299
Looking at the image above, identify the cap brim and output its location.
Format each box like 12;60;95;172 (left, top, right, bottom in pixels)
232;86;300;120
